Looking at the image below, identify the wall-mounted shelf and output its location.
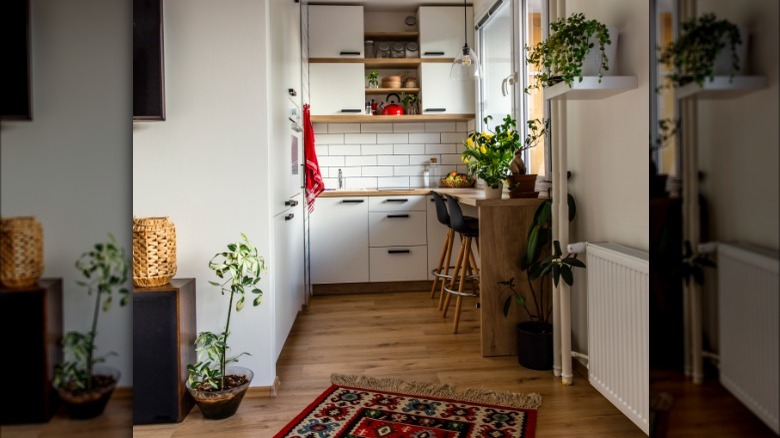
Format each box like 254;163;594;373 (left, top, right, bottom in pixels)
310;58;452;69
543;76;638;101
676;76;768;100
366;87;420;94
311;114;474;124
364;31;419;41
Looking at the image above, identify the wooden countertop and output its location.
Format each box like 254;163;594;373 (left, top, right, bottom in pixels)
319;188;545;207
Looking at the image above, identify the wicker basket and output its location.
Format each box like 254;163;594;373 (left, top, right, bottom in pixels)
439;175;476;188
0;217;44;288
133;217;177;287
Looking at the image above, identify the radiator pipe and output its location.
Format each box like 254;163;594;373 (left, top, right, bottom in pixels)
698;241;717;254
571;351;589;369
550;0;562;380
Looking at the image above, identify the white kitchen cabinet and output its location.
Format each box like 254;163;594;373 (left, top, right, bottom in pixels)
310;197;369;284
369;212;427;247
308;5;364;58
368;195;428;282
309;63;366;115
273;194;304;359
418;6;474;59
369;246;428;282
420;63;476;114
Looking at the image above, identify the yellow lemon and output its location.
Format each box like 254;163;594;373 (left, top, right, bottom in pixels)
479;146;487;154
466;138;474;149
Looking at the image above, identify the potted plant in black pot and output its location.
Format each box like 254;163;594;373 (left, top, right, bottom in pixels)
186;233;266;420
499;196;585;370
53;234;129;419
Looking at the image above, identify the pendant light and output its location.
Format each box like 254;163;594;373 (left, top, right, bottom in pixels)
450;0;480;80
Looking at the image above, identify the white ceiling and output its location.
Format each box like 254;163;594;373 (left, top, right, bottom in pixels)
308;1;472;13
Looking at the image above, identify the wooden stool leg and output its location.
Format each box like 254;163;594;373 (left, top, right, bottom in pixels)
438;233;459;309
442;241;466;318
453;237;472;334
430;228;452;299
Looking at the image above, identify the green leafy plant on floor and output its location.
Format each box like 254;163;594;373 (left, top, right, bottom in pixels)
54;234;129;391
525;12;612;93
187;233;266;391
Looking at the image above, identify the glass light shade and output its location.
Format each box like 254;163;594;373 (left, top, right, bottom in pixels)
450;45;481;80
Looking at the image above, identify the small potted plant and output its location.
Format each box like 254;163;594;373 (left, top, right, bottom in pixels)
499;195;585;370
658;13;743;89
366;69;379;88
400;92;419;115
508;118;551;198
461;114;518;198
525;12;614;93
186;233;266;420
53;234;129;419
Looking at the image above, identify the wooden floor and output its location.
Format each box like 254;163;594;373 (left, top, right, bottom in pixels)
14;291;775;437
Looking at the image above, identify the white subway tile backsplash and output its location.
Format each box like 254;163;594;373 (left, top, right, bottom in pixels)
328;123;361;133
467;119;476;131
318;156;345;167
440;132;467;143
441;154;464;165
378;155;409;166
409;155;437;165
315;145;329;156
344;133;377;144
456;122;469;132
394;143;425;155
345;155;377;166
337;167;362;177
393;123;425;133
425;122;456;132
345;177;378;189
378;176;410;188
329;144;362;156
425;143;456;154
313;123;328;134
362;166;394;177
323;178;338;190
316;133;345;145
377;132;409;144
361;123;394;133
361;144;394;155
394;165;426;176
409;132;440;144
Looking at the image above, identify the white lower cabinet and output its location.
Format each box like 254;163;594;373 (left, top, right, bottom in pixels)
369;246;428;282
310;197;369;284
368;195;428;282
273;196;305;359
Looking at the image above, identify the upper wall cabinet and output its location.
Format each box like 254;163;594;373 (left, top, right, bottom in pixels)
420;63;475;114
308;5;364;58
309;63;365;115
418;6;473;59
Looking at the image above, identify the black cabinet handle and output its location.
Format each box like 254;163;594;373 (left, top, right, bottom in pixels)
388;249;411;254
385;199;408;203
285;199;299;207
341;199;365;204
285;213;294;221
425;108;446;112
288;88;297;96
339;51;361;55
387;214;410;218
424;51;445;56
341;109;362;113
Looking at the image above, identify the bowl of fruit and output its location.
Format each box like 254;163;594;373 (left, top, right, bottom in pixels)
439;171;476;188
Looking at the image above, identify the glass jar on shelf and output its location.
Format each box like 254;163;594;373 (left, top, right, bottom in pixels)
391;42;405;58
405;42;419;58
376;42;390;58
364;40;375;58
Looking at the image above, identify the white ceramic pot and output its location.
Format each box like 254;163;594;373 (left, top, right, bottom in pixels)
581;26;618;77
713;26;748;75
483;182;503;200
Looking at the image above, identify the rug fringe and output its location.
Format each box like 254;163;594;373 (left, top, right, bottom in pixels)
331;374;542;410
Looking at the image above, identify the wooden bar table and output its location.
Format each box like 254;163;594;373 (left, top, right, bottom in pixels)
133;278;196;424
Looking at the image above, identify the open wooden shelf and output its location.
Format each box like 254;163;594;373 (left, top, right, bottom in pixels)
310;58;452;69
365;87;420;94
543;76;638;100
365;31;419;41
311;114;475;123
676;75;768;99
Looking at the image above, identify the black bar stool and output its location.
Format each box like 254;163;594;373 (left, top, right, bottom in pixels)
442;194;480;334
429;192;456;303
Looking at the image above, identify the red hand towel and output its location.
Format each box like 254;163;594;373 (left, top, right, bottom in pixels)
304;104;325;212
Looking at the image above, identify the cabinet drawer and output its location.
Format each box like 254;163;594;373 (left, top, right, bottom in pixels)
368;195;426;212
369;211;427;247
369;246;428;282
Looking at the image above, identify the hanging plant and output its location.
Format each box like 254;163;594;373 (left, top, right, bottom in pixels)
657;13;742;89
525;12;612;93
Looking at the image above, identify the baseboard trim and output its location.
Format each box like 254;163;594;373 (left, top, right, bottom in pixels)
572;357;589;380
113;386;133;399
313;280;433;295
247;376;281;398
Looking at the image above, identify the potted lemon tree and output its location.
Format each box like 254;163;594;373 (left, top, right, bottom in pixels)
461;114;519;198
186;233;266;419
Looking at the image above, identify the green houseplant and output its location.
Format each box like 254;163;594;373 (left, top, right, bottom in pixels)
367;69;380;88
53;234;129;419
508;118;551;198
400;92;419;115
658;13;743;89
525;12;613;93
499;195;585;370
461;114;519;196
187;233;266;420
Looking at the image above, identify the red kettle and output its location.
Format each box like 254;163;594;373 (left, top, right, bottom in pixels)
381;93;405;115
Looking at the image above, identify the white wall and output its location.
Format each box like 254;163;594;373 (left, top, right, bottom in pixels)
132;0;277;387
0;0;132;386
562;0;650;354
695;0;779;251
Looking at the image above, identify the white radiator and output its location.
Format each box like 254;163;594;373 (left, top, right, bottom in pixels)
717;243;779;434
586;242;649;435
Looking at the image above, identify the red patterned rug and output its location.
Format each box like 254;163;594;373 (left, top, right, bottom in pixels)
274;374;542;438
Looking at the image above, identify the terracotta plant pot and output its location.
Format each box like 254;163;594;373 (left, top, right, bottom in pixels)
509;174;538;198
187;366;253;420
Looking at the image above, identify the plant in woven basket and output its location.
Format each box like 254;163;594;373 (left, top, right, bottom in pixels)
132;216;177;287
0;216;44;288
53;233;129;418
186;233;266;418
